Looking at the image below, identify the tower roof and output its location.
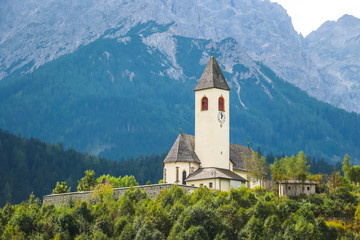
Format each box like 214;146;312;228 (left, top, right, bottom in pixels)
194;56;230;91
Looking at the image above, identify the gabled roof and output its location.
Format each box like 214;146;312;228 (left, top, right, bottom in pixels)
163;133;201;164
230;144;252;171
163;134;252;171
186;167;248;182
194;56;230;91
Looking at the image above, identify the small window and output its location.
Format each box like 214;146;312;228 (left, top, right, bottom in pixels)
288;186;291;190
201;96;208;111
209;182;213;188
182;171;186;185
307;186;310;191
218;96;224;111
191;184;194;186
200;183;204;187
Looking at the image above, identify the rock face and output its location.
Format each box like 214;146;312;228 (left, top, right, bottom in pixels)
306;15;360;112
1;0;360;112
0;0;302;78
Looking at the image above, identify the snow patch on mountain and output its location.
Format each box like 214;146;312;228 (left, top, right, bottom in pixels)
232;73;247;109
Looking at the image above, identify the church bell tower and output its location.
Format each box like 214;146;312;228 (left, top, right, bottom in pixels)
194;56;230;170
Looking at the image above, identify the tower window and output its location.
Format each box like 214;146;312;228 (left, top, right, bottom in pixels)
218;96;224;111
182;171;186;185
201;96;208;111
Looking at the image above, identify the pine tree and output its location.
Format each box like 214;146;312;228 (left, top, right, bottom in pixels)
342;154;351;180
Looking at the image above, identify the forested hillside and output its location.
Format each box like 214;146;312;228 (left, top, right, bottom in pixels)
0;129;164;206
0;128;343;207
1;184;360;239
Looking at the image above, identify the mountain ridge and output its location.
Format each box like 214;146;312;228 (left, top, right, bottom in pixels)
1;25;359;162
3;0;360;112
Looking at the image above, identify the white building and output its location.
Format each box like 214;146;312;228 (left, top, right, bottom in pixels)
278;180;317;197
163;56;257;191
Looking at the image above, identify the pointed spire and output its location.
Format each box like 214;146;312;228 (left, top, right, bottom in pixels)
194;56;230;91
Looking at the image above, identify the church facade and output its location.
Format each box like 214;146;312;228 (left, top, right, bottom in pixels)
163;56;257;191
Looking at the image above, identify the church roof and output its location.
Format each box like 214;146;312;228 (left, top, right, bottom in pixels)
230;144;252;171
163;134;252;171
194;56;230;91
186;167;248;182
163;133;201;164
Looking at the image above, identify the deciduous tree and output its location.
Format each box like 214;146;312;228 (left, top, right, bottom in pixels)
77;170;96;192
52;181;71;194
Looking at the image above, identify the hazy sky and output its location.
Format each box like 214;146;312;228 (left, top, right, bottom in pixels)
270;0;360;36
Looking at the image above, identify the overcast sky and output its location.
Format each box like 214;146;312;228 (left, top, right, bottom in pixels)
270;0;360;36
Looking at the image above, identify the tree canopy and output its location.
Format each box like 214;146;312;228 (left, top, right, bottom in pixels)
271;151;311;182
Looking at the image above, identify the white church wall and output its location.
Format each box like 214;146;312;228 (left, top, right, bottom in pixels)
186;178;232;191
195;88;230;170
163;162;200;185
279;183;316;197
230;180;245;189
187;178;217;189
219;179;230;191
233;170;261;189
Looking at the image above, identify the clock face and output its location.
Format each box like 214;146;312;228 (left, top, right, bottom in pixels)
217;111;225;124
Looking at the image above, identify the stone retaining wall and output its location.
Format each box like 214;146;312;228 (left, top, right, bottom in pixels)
43;184;197;206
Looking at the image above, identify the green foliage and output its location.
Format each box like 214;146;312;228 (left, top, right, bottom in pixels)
0;128;164;206
239;215;264;240
96;174;138;188
77;170;96;192
2;182;360;239
183;225;209;240
135;222;164;240
343;154;351;180
53;181;71;194
244;151;270;185
119;223;136;240
271;151;311;182
348;166;360;184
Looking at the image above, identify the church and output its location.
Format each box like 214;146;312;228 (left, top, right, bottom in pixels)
163;56;258;191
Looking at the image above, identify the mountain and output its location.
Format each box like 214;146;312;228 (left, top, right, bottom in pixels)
306;15;360;112
1;22;359;163
2;0;360;112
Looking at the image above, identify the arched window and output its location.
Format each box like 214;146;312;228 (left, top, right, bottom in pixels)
201;96;208;111
218;96;224;111
182;171;187;185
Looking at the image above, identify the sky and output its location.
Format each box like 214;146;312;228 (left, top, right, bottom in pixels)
270;0;360;36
